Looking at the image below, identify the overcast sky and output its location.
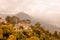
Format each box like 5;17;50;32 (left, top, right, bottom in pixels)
0;0;60;27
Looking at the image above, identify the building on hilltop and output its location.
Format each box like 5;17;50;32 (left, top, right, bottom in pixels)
14;19;32;31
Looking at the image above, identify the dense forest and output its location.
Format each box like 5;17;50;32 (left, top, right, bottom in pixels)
0;16;60;40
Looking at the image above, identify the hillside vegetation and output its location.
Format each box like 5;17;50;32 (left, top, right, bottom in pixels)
0;16;60;40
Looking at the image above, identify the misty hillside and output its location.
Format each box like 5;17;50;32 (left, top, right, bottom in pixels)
39;19;60;33
15;12;37;24
16;12;32;20
0;12;60;33
41;23;60;33
14;12;60;33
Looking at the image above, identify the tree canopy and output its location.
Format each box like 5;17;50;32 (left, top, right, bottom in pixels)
0;16;60;40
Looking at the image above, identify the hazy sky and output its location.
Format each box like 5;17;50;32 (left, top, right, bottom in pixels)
0;0;60;27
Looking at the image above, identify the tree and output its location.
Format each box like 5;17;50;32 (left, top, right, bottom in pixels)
7;35;16;40
35;22;41;27
25;19;31;24
1;24;14;40
45;30;51;36
26;36;39;40
15;31;26;40
5;16;20;24
0;29;3;39
5;16;11;23
58;32;60;40
11;16;20;24
22;30;33;38
53;31;59;38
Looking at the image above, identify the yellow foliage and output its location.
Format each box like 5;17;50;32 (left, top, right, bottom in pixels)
1;24;14;34
22;30;33;37
7;35;16;40
0;29;3;39
26;36;39;40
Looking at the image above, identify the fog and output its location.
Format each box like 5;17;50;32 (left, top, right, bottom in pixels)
0;0;60;27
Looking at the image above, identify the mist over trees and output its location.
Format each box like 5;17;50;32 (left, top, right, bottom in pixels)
0;16;60;40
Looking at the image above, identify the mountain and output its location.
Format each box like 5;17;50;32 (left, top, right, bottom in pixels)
42;23;60;33
0;12;37;24
39;20;60;33
15;12;37;24
16;12;32;20
0;12;60;33
15;12;60;33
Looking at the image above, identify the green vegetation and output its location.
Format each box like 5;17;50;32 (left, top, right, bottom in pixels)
0;16;60;40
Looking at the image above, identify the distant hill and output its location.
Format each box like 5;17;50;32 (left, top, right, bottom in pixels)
0;12;37;24
15;12;37;24
16;12;32;20
15;12;60;33
0;12;60;33
39;20;60;33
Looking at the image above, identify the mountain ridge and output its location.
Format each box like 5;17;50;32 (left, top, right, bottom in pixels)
15;12;37;24
0;12;60;33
